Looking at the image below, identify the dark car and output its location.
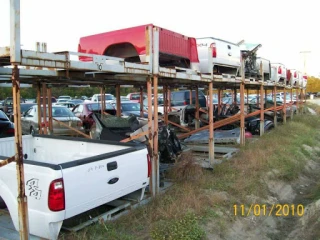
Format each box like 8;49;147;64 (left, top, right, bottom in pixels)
1;97;26;115
0;110;14;138
112;101;148;118
9;103;36;122
33;97;57;104
170;90;207;107
72;102;116;133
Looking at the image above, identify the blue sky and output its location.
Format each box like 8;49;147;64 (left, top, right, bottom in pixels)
1;0;319;76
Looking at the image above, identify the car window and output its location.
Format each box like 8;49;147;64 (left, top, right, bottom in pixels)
25;108;33;117
97;95;115;101
122;103;141;111
87;103;114;111
52;107;75;117
0;110;8;120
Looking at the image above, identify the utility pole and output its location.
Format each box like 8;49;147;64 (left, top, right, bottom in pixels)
300;51;311;74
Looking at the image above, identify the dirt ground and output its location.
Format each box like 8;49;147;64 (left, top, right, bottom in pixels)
204;109;320;240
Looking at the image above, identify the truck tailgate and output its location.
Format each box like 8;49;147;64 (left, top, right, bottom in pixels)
62;147;149;219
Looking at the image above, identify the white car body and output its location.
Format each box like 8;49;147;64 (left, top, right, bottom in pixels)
287;69;299;86
270;63;287;84
297;71;304;87
91;94;115;103
196;37;241;76
0;135;149;239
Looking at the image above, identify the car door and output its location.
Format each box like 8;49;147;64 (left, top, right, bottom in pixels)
21;107;34;134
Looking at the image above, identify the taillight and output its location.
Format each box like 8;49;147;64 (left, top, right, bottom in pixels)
147;154;151;178
48;179;65;211
41;122;49;127
183;101;187;105
210;43;217;58
278;66;282;74
303;75;308;80
294;72;297;78
5;128;14;134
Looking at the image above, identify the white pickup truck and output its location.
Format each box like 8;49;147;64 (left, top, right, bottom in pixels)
196;37;241;76
0;135;150;239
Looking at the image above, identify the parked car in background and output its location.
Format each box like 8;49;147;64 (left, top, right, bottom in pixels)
58;95;72;100
33;97;57;104
21;105;84;136
8;103;36;122
72;102;117;133
91;94;115;103
0;110;14;138
68;99;84;105
54;102;76;110
126;92;147;103
0;97;26;116
270;63;287;84
111;101;148;118
196;37;241;76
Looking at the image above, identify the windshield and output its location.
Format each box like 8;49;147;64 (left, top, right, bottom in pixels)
0;110;8;120
87;103;114;111
51;107;75;117
97;95;114;101
122;103;141;111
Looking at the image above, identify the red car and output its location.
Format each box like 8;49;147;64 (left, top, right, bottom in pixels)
72;102;116;133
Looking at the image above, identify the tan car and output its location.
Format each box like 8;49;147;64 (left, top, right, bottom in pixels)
21;105;84;136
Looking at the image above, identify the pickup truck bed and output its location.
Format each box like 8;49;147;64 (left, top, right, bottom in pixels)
0;135;149;239
78;24;200;70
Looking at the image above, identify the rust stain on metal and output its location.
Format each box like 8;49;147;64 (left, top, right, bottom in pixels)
0;155;16;168
12;64;30;239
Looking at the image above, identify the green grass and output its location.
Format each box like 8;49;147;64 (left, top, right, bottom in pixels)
62;112;320;240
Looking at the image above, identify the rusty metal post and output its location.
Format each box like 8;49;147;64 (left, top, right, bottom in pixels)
273;86;277;127
296;88;299;115
240;59;245;146
153;76;159;195
12;65;30;240
259;62;264;136
147;78;154;195
168;87;172;112
189;89;192;105
208;82;214;166
290;88;293;120
218;88;221;115
100;86;105;115
233;88;237;104
42;83;47;134
140;87;144;117
195;87;200;129
37;83;42;134
47;85;53;134
283;87;287;124
163;85;168;125
10;0;21;63
260;83;265;136
116;85;121;117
